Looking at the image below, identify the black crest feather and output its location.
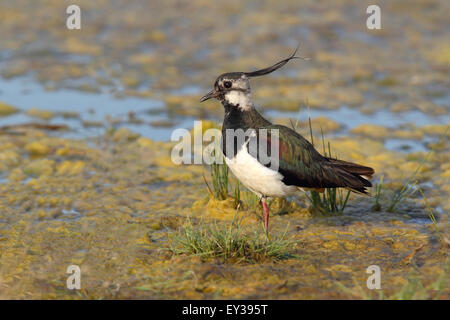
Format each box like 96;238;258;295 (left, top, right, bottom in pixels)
244;44;306;77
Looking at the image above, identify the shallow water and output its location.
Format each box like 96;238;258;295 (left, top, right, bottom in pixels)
266;104;450;130
1;76;447;154
0;76;197;140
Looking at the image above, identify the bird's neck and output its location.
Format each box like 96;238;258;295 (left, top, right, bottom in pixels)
223;91;252;111
220;102;271;159
222;101;271;132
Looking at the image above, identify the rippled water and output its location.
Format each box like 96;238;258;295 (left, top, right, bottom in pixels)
0;76;196;140
1;76;447;154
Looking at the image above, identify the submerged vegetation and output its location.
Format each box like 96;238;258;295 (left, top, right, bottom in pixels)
337;269;448;300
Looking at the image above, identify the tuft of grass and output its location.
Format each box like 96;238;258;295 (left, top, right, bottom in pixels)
386;127;447;213
386;151;432;212
210;153;229;200
170;209;296;263
303;124;350;215
418;188;442;240
387;180;419;213
306;187;350;215
204;149;229;200
204;149;261;212
372;175;384;211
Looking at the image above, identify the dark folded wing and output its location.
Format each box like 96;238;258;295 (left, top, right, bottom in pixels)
248;124;372;193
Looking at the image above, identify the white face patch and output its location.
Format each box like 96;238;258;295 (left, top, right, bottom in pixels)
224;91;252;110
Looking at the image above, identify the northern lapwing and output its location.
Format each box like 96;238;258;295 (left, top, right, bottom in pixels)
200;47;374;233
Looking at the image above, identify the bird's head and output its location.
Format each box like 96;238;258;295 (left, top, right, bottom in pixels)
200;72;251;108
200;45;304;111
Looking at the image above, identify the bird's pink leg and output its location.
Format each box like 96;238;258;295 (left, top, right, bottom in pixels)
261;197;269;233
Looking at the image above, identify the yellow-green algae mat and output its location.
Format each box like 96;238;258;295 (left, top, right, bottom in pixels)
0;127;448;299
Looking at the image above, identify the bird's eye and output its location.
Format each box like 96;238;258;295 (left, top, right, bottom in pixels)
223;81;232;89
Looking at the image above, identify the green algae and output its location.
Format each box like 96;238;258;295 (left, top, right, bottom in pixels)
0;102;19;117
0;127;448;299
26;108;54;121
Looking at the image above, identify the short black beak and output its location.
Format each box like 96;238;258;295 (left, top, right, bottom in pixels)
200;90;217;102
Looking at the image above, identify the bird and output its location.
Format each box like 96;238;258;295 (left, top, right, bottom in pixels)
200;47;374;234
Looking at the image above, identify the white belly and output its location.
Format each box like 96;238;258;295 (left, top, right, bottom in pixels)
225;146;297;198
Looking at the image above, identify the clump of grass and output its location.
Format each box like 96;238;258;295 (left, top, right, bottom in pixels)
204;150;261;211
418;188;442;240
205;149;229;200
210;155;229;200
170;210;296;263
386;127;446;213
371;175;384;211
307;187;351;215
377;128;445;213
387;180;419;212
386;151;432;212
